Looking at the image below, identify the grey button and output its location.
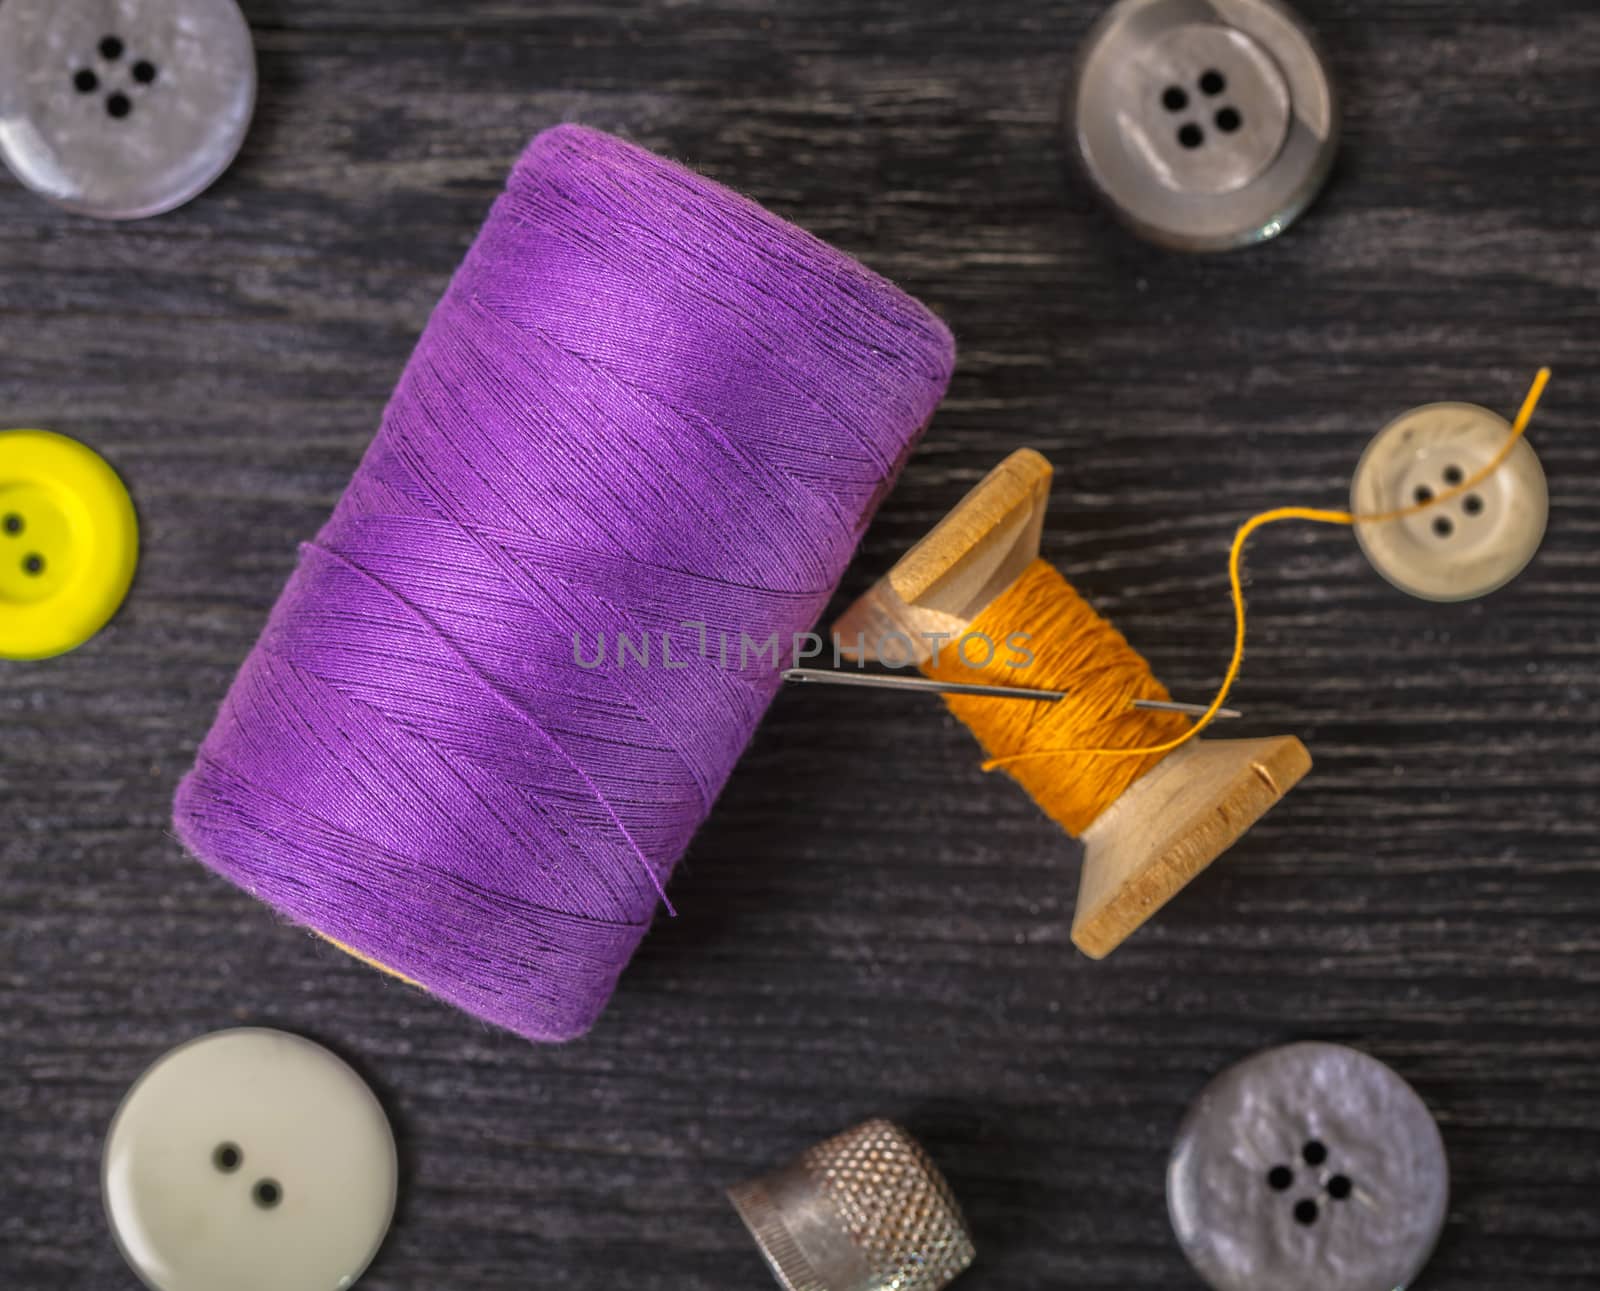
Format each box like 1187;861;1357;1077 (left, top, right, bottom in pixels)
1168;1043;1448;1291
1351;401;1549;602
0;0;255;219
1069;0;1338;251
103;1029;397;1291
728;1119;976;1291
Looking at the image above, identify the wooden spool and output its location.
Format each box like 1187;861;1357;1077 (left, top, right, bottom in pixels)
833;449;1311;958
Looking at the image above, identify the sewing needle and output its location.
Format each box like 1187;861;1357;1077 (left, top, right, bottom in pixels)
781;668;1241;719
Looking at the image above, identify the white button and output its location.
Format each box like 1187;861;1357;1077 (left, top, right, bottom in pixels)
1070;0;1338;251
103;1029;397;1291
0;0;256;220
1168;1042;1448;1291
1351;401;1548;601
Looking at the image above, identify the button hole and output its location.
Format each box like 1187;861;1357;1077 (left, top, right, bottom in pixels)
1433;516;1454;539
253;1178;283;1209
1328;1174;1353;1200
1215;106;1242;133
73;69;99;93
1413;485;1434;505
1463;493;1484;516
1293;1198;1319;1225
1199;69;1226;96
1267;1165;1293;1191
1178;123;1204;149
106;92;132;119
1163;86;1189;112
1301;1140;1327;1166
213;1142;243;1172
22;553;44;576
2;514;22;536
1442;464;1464;485
99;35;124;61
133;60;158;85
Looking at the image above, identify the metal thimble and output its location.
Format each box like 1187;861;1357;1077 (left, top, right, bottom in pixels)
727;1119;976;1291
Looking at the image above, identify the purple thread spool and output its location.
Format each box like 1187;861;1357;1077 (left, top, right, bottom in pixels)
173;125;954;1042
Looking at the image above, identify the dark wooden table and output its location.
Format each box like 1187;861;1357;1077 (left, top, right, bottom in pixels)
3;1;1598;1286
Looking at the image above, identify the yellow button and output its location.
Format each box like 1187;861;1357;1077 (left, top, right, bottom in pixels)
0;429;138;659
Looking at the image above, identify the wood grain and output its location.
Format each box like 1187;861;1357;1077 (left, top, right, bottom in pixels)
2;1;1598;1287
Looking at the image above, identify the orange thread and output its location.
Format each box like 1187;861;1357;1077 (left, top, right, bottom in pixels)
982;368;1551;773
923;560;1191;833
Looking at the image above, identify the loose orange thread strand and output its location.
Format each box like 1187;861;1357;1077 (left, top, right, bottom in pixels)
982;367;1552;772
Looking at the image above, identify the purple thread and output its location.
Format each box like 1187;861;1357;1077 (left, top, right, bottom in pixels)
172;125;954;1042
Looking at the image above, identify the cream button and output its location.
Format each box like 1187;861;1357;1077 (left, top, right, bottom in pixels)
103;1029;397;1291
0;0;256;219
1168;1042;1448;1291
1351;401;1548;601
1069;0;1338;251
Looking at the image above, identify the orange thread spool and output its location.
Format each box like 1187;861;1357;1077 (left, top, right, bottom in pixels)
922;559;1191;835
